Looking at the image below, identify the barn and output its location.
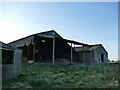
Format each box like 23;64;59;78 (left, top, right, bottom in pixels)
8;30;108;64
0;41;22;80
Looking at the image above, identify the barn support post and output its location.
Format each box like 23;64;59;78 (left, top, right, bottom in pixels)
83;45;85;64
71;43;73;63
90;50;92;64
73;44;75;62
27;45;29;61
33;41;35;61
52;37;55;64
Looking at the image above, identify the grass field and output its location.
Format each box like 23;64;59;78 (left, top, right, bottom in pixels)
2;63;119;88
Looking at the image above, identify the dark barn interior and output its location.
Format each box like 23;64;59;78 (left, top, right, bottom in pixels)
17;34;76;63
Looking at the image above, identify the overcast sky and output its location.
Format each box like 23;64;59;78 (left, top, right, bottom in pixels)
0;2;118;61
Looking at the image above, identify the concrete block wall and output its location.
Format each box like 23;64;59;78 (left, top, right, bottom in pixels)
2;50;22;80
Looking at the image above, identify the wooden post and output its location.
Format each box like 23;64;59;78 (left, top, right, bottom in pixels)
27;45;29;61
71;43;73;63
90;50;92;64
83;45;85;64
52;37;55;64
33;42;35;61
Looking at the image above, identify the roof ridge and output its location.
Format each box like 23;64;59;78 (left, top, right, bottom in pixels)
91;44;102;46
35;30;56;35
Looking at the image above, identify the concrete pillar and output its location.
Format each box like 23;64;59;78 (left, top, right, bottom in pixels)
0;64;1;89
83;45;85;64
71;43;73;63
90;50;92;64
0;49;1;64
52;37;55;64
0;42;2;89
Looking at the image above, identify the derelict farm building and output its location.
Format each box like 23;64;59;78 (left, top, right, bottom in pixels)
8;30;108;64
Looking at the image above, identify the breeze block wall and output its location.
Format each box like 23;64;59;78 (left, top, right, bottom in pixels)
2;49;22;80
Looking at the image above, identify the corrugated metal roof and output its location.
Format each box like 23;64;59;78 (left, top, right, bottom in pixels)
0;41;18;50
74;44;100;52
36;30;63;38
63;39;89;46
8;36;34;47
8;30;89;47
8;30;62;47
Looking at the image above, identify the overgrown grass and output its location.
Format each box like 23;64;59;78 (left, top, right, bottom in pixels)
2;63;119;88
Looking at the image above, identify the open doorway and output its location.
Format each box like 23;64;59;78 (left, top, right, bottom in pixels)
100;54;104;63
